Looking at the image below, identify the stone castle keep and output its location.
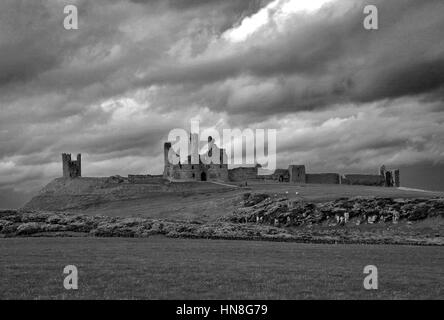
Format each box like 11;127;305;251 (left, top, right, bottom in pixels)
163;135;229;181
61;138;400;187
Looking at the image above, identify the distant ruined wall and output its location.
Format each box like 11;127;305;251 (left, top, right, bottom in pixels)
228;167;258;181
165;163;229;182
267;169;338;184
306;173;340;184
62;153;81;178
165;163;197;180
263;169;290;182
341;174;385;186
267;164;399;187
207;164;229;181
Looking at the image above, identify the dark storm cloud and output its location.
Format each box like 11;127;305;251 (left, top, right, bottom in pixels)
0;0;273;121
2;0;443;118
0;0;270;88
0;1;62;86
355;58;444;103
129;0;444;115
130;0;269;11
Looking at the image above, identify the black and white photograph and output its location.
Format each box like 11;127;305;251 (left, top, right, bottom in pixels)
0;0;443;305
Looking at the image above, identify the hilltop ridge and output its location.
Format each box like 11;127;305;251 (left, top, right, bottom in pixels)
22;177;443;221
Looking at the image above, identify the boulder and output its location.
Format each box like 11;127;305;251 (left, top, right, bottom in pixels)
17;222;44;235
408;204;429;221
243;193;269;207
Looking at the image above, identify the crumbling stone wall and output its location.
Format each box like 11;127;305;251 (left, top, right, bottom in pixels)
164;163;197;180
228;167;258;181
263;169;290;182
267;164;399;187
207;163;229;181
306;173;340;184
62;153;81;178
341;174;385;186
164;161;229;182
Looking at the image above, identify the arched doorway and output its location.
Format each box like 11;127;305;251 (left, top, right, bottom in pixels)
200;172;207;181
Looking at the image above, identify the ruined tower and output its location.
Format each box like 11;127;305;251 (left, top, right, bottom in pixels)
163;142;172;165
393;169;400;187
379;165;386;178
288;165;306;183
62;153;81;178
163;142;172;178
380;165;400;187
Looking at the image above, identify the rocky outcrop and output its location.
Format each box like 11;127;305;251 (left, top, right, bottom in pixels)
0;210;295;241
223;193;444;227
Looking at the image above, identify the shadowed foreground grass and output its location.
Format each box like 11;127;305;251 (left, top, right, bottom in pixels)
0;236;443;299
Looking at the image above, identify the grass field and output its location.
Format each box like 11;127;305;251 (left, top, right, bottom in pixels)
1;237;443;299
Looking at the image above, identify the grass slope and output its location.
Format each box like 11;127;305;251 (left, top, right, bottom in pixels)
1;237;443;299
23;178;443;222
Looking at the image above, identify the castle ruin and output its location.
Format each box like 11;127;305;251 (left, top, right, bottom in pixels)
263;164;399;187
62;153;81;178
61;144;399;188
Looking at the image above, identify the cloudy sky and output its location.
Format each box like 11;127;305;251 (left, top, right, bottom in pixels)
1;0;444;208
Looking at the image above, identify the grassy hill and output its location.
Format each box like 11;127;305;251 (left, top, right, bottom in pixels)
23;177;443;222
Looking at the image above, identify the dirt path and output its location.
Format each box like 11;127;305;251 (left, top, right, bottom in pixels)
208;181;242;188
